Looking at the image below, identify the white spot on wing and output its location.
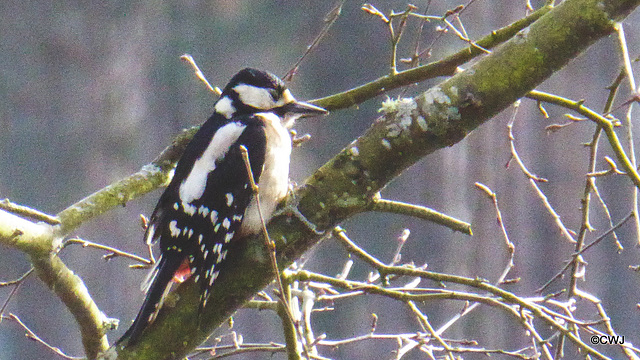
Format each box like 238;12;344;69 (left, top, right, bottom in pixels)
222;218;231;229
224;232;234;243
210;210;218;225
214;96;236;119
226;193;234;206
183;202;197;216
198;205;210;217
179;122;247;203
169;221;180;237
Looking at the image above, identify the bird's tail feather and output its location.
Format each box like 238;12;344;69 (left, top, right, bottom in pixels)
117;254;181;346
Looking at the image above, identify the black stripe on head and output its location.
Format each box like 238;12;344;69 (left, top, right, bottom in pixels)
222;68;285;97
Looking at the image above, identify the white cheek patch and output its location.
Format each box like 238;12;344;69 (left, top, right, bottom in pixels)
234;84;276;109
214;96;235;119
179;122;247;203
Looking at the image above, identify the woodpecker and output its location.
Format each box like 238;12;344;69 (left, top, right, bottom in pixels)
120;68;327;345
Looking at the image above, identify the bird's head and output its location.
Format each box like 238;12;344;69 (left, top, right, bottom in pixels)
214;68;327;127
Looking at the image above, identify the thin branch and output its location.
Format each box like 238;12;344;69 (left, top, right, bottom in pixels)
283;0;346;81
329;229;607;359
180;53;221;96
312;4;551;110
238;145;310;360
536;211;634;293
441;16;490;54
238;145;286;302
474;183;515;283
579;211;635;255
0;267;34;287
402;1;432;68
0;268;33;316
199;342;287;359
506;101;548;183
0;198;60;225
527;90;640;191
371;197;472;235
507;102;577;244
278;296;302;360
617;24;640;248
436;183;517;340
406;301;454;358
0;211;108;359
63;237;153;267
390;229;410;266
3;313;84;360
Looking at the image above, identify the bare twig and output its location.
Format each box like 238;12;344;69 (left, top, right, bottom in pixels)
507;102;577;244
3;313;84;360
527;90;640;190
536;212;634;293
284;0;346;81
313;4;551;110
196;342;287;359
506;102;548;183
0;198;60;225
617;24;640;247
371;196;472;235
474;183;516;283
0;267;34;288
63;237;153;267
238;145;310;359
0;268;34;316
180;54;221;96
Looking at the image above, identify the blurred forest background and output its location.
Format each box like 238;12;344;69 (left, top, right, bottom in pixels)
1;0;640;359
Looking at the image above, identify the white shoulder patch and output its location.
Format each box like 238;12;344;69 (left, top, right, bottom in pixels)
179;122;247;203
214;96;235;119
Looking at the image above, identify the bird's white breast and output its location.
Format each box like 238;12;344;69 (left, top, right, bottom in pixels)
239;112;292;235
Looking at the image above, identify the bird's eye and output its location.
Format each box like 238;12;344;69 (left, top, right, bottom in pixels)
268;89;279;101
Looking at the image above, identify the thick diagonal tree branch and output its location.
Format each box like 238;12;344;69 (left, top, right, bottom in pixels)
108;0;640;359
0;211;110;360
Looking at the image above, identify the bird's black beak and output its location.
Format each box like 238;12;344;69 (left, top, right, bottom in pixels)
283;101;328;118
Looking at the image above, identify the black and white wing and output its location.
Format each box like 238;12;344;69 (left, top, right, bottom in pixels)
121;117;267;345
